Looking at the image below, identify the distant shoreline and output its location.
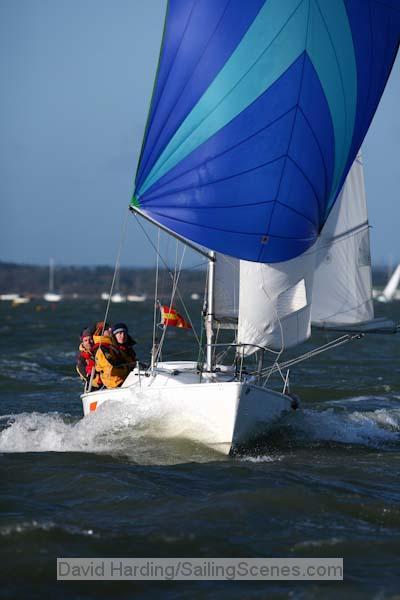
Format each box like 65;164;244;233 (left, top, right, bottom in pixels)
0;262;205;297
0;261;390;297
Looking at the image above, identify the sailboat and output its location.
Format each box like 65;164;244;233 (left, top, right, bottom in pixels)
376;264;400;303
127;293;147;302
12;296;30;305
110;267;127;303
43;258;62;302
81;2;399;454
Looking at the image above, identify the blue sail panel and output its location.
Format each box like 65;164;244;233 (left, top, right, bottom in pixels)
136;0;266;191
134;0;400;263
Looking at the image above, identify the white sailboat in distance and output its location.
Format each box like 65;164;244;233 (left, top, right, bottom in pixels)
81;2;399;454
110;267;126;303
43;258;62;302
376;265;400;303
127;294;147;302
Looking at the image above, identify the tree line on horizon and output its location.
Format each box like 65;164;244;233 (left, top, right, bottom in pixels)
0;261;391;298
0;262;206;297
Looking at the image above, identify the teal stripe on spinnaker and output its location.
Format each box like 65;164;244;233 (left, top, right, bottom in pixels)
306;0;357;214
138;0;308;196
138;0;357;210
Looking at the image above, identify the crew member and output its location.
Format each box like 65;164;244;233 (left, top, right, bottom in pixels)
111;322;137;365
93;325;133;389
76;327;102;389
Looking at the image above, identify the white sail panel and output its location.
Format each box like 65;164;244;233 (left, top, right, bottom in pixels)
311;153;374;326
214;253;239;328
237;251;316;355
380;265;400;302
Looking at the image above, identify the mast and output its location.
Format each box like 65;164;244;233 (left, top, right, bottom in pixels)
115;265;120;293
206;251;215;371
49;258;54;293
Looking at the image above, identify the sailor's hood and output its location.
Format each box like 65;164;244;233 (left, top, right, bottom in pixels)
93;335;114;347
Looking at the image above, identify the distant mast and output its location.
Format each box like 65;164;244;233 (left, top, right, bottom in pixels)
49;257;55;293
44;258;62;302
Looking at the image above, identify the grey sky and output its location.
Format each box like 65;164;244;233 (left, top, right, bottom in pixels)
1;1;399;269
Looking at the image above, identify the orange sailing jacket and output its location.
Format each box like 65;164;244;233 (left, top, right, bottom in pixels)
93;335;132;389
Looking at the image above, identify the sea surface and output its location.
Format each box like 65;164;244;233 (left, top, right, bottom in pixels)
0;298;399;599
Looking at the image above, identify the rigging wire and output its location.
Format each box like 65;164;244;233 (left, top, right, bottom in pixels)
102;208;130;334
150;229;160;371
259;333;364;380
133;212;203;348
152;242;186;365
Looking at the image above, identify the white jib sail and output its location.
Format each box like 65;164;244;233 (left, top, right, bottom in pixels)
311;153;374;326
237;251;316;355
216;154;373;352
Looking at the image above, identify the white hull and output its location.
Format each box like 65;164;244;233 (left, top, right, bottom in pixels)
110;293;126;303
43;292;62;302
0;294;19;301
12;296;30;305
81;362;293;455
127;294;147;302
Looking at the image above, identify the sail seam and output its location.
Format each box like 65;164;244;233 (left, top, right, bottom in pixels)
139;0;306;194
148;209;316;241
373;0;400;11
297;105;329;217
142;105;298;199
259;3;311;261
138;0;233;186
312;0;355;208
136;0;198;188
313;298;373;322
134;0;171;190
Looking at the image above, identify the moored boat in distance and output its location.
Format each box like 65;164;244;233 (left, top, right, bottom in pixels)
12;296;30;306
43;258;62;302
110;292;126;303
376;265;400;303
43;292;62;302
127;293;147;302
0;293;20;301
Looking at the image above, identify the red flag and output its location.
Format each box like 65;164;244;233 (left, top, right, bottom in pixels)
160;305;191;329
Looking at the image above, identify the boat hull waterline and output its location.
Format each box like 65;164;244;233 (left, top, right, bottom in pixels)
81;362;293;455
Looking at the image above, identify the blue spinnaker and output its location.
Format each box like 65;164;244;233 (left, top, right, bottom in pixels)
133;0;400;263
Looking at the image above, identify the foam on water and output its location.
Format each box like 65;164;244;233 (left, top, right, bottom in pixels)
287;404;400;447
1;395;399;460
0;520;97;538
0;398;165;454
0;412;107;453
238;454;282;463
0;398;222;463
0;359;56;383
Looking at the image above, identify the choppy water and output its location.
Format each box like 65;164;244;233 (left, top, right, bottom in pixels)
1;299;399;599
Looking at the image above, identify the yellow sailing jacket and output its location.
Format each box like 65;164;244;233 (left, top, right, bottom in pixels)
93;335;132;389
